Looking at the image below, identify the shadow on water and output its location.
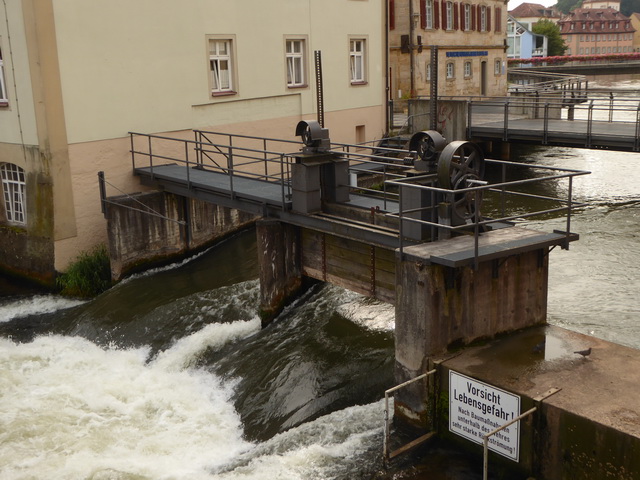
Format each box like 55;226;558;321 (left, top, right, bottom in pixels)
204;283;396;442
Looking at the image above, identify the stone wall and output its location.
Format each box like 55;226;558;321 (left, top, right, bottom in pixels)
105;191;256;280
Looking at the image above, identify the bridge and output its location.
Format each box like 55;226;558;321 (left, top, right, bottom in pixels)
467;93;640;151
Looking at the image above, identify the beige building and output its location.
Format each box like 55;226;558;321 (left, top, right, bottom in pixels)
558;7;634;55
389;0;509;98
630;12;640;51
0;0;386;286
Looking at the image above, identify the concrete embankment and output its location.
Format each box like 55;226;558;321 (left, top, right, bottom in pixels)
437;325;640;479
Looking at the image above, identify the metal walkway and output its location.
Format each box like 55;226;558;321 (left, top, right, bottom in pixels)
467;95;640;151
123;129;589;268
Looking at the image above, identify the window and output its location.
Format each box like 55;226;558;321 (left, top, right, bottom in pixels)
0;47;7;106
425;0;434;29
286;39;306;88
446;62;454;79
209;39;235;95
350;39;366;84
426;62;431;81
1;163;26;225
480;6;487;31
494;59;501;75
446;2;453;30
464;4;471;31
464;61;472;77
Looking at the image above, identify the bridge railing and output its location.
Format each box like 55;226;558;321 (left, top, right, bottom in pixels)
386;160;590;267
467;95;640;150
129;131;298;207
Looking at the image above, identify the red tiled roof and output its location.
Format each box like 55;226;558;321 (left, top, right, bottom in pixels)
557;7;634;34
509;2;561;18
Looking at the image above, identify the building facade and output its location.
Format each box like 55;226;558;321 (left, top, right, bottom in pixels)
507;15;548;59
388;0;509;99
508;2;561;31
557;7;635;55
0;0;386;286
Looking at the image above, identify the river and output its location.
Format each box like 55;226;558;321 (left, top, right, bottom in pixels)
1;76;639;480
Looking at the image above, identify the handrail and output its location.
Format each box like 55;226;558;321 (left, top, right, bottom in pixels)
384;369;437;464
388;159;590;263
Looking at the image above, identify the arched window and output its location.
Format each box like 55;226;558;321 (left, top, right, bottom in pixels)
0;163;26;224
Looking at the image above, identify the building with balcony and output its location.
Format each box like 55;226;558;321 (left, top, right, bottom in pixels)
0;0;386;286
507;15;548;59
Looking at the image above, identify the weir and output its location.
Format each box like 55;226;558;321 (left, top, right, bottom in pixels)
100;122;640;479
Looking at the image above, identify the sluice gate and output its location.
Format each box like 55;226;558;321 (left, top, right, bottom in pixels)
103;122;616;479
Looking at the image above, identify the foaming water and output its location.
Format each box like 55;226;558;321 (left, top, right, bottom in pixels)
0;295;85;323
0;327;254;480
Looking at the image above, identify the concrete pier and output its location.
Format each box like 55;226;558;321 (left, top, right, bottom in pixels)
438;325;640;479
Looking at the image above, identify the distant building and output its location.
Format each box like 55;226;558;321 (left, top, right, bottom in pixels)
630;12;640;51
557;7;635;55
388;0;508;98
509;2;562;30
0;0;386;285
581;0;620;11
507;15;548;59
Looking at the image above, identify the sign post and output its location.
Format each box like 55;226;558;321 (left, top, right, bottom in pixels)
449;371;521;461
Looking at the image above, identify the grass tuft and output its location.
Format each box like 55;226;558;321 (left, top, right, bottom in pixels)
57;244;112;298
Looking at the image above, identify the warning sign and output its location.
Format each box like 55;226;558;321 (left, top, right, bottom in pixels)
449;371;521;461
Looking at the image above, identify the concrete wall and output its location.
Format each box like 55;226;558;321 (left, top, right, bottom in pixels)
106;191;256;280
408;98;468;142
394;249;549;428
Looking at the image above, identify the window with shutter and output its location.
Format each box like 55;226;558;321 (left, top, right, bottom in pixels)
486;6;491;31
454;2;459;30
471;4;476;30
390;0;395;30
495;7;501;32
441;0;447;30
434;0;440;29
421;0;427;29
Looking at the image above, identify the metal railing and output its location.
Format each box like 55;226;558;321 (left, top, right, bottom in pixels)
386;159;590;267
384;369;437;464
467;95;640;150
129;131;298;209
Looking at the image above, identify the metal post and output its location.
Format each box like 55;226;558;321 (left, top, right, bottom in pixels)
148;135;154;177
543;102;549;145
185;141;190;188
315;51;325;128
429;46;438;131
503;100;509;142
483;406;538;480
609;92;614;123
587;100;594;148
98;171;106;214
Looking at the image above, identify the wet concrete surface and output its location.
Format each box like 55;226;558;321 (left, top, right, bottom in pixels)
441;325;640;439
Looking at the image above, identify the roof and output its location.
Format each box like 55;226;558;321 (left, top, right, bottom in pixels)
557;7;635;34
509;2;561;18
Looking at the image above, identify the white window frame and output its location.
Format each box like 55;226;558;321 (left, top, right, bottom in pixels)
464;4;471;31
446;62;454;79
209;38;235;95
494;58;501;75
286;39;306;88
425;0;434;29
446;2;454;30
464;61;472;77
481;6;487;31
1;163;26;225
349;38;367;84
0;47;7;105
426;62;432;81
